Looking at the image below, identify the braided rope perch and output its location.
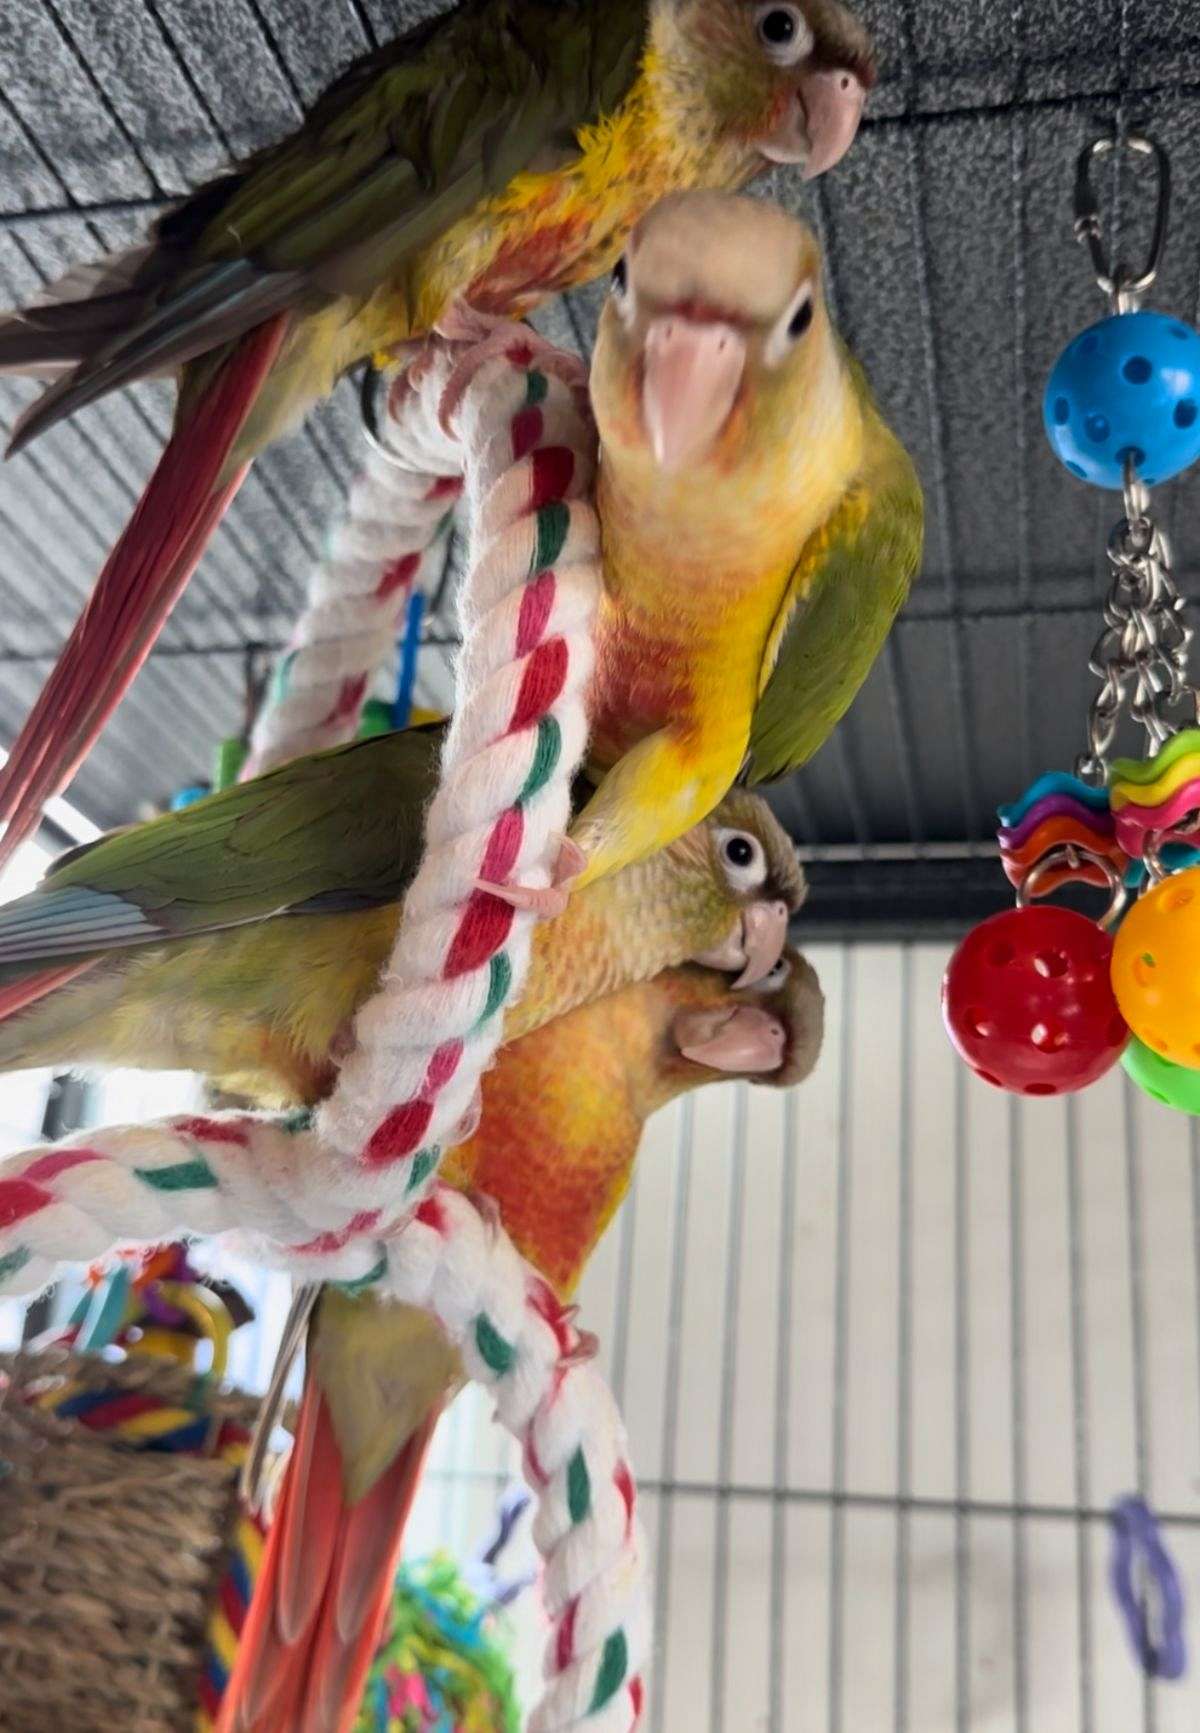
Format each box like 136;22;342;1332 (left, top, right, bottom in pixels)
0;328;600;1265
6;332;597;1248
243;375;462;780
0;327;649;1728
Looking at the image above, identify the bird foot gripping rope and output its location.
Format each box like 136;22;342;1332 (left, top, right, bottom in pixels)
943;133;1200;1116
0;325;650;1729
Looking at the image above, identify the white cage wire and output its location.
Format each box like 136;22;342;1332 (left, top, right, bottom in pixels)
5;936;1199;1731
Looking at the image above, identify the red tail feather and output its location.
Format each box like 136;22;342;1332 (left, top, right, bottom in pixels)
0;958;99;1023
0;315;289;867
217;1379;439;1733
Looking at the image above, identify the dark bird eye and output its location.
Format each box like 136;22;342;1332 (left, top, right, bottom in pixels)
611;257;628;296
754;3;813;67
789;296;814;340
761;8;797;44
716;827;767;889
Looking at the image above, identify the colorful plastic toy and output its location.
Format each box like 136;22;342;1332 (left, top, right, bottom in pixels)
945;133;1200;1113
1122;1037;1200;1114
943;905;1128;1095
1046;134;1195;493
354;1497;532;1733
1044;309;1200;489
1110;729;1200;859
997;772;1129;895
1111;867;1200;1068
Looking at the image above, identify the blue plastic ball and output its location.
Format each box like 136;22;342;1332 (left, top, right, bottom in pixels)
1043;309;1200;489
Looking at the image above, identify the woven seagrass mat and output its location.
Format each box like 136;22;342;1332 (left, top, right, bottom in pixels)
0;1347;260;1733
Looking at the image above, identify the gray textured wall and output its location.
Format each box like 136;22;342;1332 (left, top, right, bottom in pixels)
2;0;1199;844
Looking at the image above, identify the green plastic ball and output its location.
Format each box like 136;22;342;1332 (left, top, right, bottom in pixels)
1123;1035;1200;1114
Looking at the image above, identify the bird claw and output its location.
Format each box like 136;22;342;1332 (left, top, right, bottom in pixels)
475;880;570;919
475;836;587;921
467;1187;504;1234
448;1085;484;1148
560;1327;600;1369
433;302;518;346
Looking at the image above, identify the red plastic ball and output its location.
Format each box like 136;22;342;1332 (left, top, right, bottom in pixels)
942;905;1128;1095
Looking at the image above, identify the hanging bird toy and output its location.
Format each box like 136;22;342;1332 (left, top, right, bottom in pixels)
944;134;1200;1107
355;1494;532;1733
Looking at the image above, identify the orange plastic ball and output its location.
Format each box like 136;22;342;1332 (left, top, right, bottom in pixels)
1111;867;1200;1069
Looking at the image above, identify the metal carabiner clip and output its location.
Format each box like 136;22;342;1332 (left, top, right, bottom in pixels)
1074;134;1171;312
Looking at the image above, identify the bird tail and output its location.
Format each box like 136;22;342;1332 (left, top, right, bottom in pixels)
0;244;169;382
0;958;100;1027
216;1372;439;1733
0;314;288;871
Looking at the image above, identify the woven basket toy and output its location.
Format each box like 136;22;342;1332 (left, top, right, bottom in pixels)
0;1256;265;1733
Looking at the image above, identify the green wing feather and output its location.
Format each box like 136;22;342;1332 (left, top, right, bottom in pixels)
743;370;924;786
3;0;648;440
204;0;647;277
0;726;443;982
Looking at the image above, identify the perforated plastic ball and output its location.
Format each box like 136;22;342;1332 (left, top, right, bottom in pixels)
1043;309;1200;489
1123;1037;1200;1115
1111;867;1200;1069
943;906;1128;1095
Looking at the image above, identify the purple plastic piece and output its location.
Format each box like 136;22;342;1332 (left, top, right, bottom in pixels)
1110;1496;1187;1681
998;796;1116;851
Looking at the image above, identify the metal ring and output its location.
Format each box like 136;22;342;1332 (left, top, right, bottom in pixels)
1016;845;1128;930
1122;452;1155;536
1142;829;1168;884
1141;812;1200;885
1074;134;1171;311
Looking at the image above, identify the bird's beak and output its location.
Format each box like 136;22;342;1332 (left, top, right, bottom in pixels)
693;899;790;986
733;898;790;987
641;316;747;473
757;68;867;179
674;1004;788;1074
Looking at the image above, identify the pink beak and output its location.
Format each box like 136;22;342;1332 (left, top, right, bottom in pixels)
674;1004;788;1074
693;899;790;987
734;899;790;988
758;68;867;179
642;316;747;473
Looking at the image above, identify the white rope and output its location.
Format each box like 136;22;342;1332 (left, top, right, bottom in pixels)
243;377;459;778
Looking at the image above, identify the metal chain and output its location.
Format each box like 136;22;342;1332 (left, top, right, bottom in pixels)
1072;135;1199;781
1077;485;1200;781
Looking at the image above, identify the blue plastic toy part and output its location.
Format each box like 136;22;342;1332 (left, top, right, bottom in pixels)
170;783;211;812
75;1265;132;1354
1109;1496;1187;1681
1044;309;1200;489
393;587;427;731
1125;842;1200;888
996;770;1110;831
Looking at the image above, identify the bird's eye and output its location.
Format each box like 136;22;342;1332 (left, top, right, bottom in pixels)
759;957;792;992
765;285;815;365
716;828;767;890
754;4;814;68
611;256;628;297
788;293;814;340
